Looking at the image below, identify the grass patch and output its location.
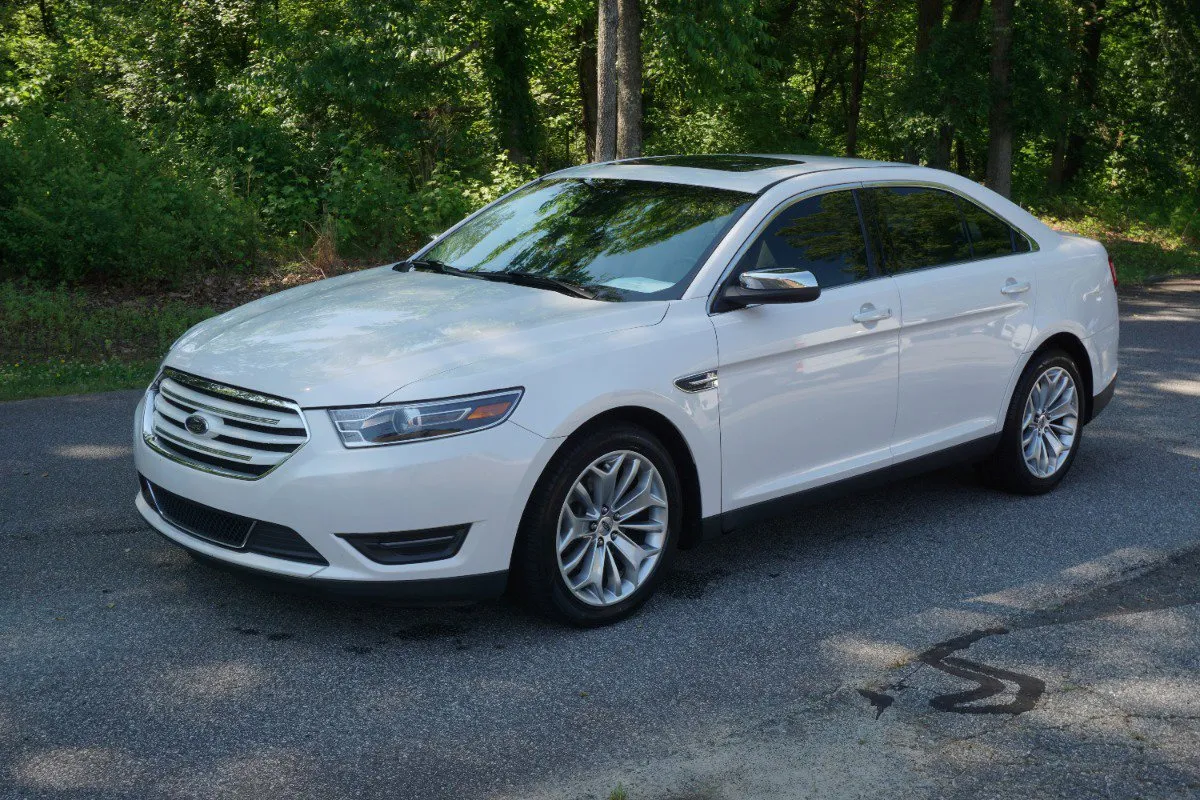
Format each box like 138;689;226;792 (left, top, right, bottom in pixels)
0;359;159;401
0;281;217;362
0;281;218;401
1046;214;1200;283
1034;193;1200;284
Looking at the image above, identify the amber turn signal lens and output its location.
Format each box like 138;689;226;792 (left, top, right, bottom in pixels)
467;402;513;420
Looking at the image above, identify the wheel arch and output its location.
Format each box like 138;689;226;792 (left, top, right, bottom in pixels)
1025;331;1096;422
536;406;706;551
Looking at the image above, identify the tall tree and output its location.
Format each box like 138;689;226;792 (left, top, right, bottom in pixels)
846;0;868;157
916;0;944;55
577;14;599;161
486;5;539;165
932;0;984;170
616;0;642;158
1061;0;1107;184
985;0;1015;196
595;0;619;161
906;0;944;163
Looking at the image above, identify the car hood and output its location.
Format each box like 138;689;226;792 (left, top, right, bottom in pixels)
166;266;669;407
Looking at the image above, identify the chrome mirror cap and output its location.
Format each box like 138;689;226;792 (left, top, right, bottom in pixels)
739;269;820;292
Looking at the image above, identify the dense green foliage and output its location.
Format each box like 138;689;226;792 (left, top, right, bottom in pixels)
0;0;1197;285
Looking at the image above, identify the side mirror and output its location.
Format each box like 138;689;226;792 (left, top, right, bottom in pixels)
719;269;821;309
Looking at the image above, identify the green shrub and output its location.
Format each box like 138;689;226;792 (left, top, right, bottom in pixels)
0;100;258;284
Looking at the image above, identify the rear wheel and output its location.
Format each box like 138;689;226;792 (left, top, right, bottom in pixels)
982;350;1084;494
514;423;681;626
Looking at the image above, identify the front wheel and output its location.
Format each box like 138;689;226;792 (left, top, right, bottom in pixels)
514;424;682;626
982;350;1085;494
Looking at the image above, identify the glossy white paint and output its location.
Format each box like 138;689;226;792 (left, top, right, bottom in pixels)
712;278;902;507
887;250;1039;460
136;157;1119;590
168;266;668;408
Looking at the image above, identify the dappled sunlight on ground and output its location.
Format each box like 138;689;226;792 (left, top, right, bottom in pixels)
48;443;132;460
13;746;146;792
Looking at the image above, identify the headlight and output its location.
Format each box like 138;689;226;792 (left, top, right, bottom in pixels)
328;389;523;448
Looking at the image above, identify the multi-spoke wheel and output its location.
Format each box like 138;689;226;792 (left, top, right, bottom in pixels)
1020;366;1079;479
515;424;681;625
982;350;1086;494
556;451;668;607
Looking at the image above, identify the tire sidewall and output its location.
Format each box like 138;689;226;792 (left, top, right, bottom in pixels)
523;425;683;626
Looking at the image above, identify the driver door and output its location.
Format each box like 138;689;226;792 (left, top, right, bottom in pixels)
712;188;901;513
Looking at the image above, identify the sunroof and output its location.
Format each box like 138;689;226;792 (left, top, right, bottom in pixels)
618;154;805;172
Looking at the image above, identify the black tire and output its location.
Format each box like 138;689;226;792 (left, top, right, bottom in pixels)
981;349;1085;495
513;423;682;626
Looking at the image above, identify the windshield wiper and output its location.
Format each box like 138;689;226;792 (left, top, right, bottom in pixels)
398;260;597;300
487;270;597;300
395;258;474;277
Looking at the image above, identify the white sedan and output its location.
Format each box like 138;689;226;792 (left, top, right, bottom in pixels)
133;154;1119;624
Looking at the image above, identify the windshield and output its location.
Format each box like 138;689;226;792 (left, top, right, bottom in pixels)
418;178;753;301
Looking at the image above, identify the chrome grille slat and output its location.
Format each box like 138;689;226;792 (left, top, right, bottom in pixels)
159;380;291;426
152;412;280;463
153;394;305;447
143;370;309;480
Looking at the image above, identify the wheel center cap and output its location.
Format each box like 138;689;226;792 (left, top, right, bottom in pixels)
1037;414;1049;432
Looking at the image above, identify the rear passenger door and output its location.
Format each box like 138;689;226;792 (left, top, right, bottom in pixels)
860;185;1036;460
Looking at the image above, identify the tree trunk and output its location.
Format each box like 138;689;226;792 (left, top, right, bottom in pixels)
985;0;1015;197
846;0;867;158
802;45;842;137
1062;0;1106;184
616;0;642;159
933;0;984;170
916;0;944;55
37;0;60;40
486;13;539;165
576;17;598;162
906;0;943;163
595;0;619;161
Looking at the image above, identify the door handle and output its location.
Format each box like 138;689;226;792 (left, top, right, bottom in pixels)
852;304;892;324
1001;279;1031;295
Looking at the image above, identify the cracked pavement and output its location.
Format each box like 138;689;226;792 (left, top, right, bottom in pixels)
2;280;1199;799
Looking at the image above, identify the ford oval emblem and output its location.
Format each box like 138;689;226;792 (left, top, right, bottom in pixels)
184;413;210;436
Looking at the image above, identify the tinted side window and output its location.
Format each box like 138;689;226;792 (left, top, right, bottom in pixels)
867;187;971;273
735;191;869;289
960;199;1018;258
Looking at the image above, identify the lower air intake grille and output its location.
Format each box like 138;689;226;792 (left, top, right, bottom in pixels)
140;476;327;565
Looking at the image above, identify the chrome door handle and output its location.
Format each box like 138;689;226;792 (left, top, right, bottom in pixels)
1001;280;1031;295
852;305;892;324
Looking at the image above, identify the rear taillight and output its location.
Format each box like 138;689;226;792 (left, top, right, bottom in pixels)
1108;255;1118;287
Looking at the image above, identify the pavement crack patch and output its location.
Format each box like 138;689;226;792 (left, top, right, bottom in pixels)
918;627;1046;715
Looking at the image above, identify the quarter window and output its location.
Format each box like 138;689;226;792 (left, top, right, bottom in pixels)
734;190;870;289
960;198;1024;258
865;186;972;274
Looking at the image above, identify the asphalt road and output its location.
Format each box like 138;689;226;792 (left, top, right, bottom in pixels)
2;280;1199;800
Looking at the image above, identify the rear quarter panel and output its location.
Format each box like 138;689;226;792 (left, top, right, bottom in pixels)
1028;233;1120;395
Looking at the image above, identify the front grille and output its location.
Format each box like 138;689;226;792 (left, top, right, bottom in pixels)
144;368;308;480
140;476;327;565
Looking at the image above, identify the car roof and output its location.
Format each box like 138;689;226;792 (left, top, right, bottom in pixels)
547;153;915;194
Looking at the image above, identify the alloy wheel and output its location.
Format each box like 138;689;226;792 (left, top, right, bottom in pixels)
556;450;668;607
1021;366;1079;479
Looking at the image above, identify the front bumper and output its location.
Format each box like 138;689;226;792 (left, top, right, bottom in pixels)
133;393;558;592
